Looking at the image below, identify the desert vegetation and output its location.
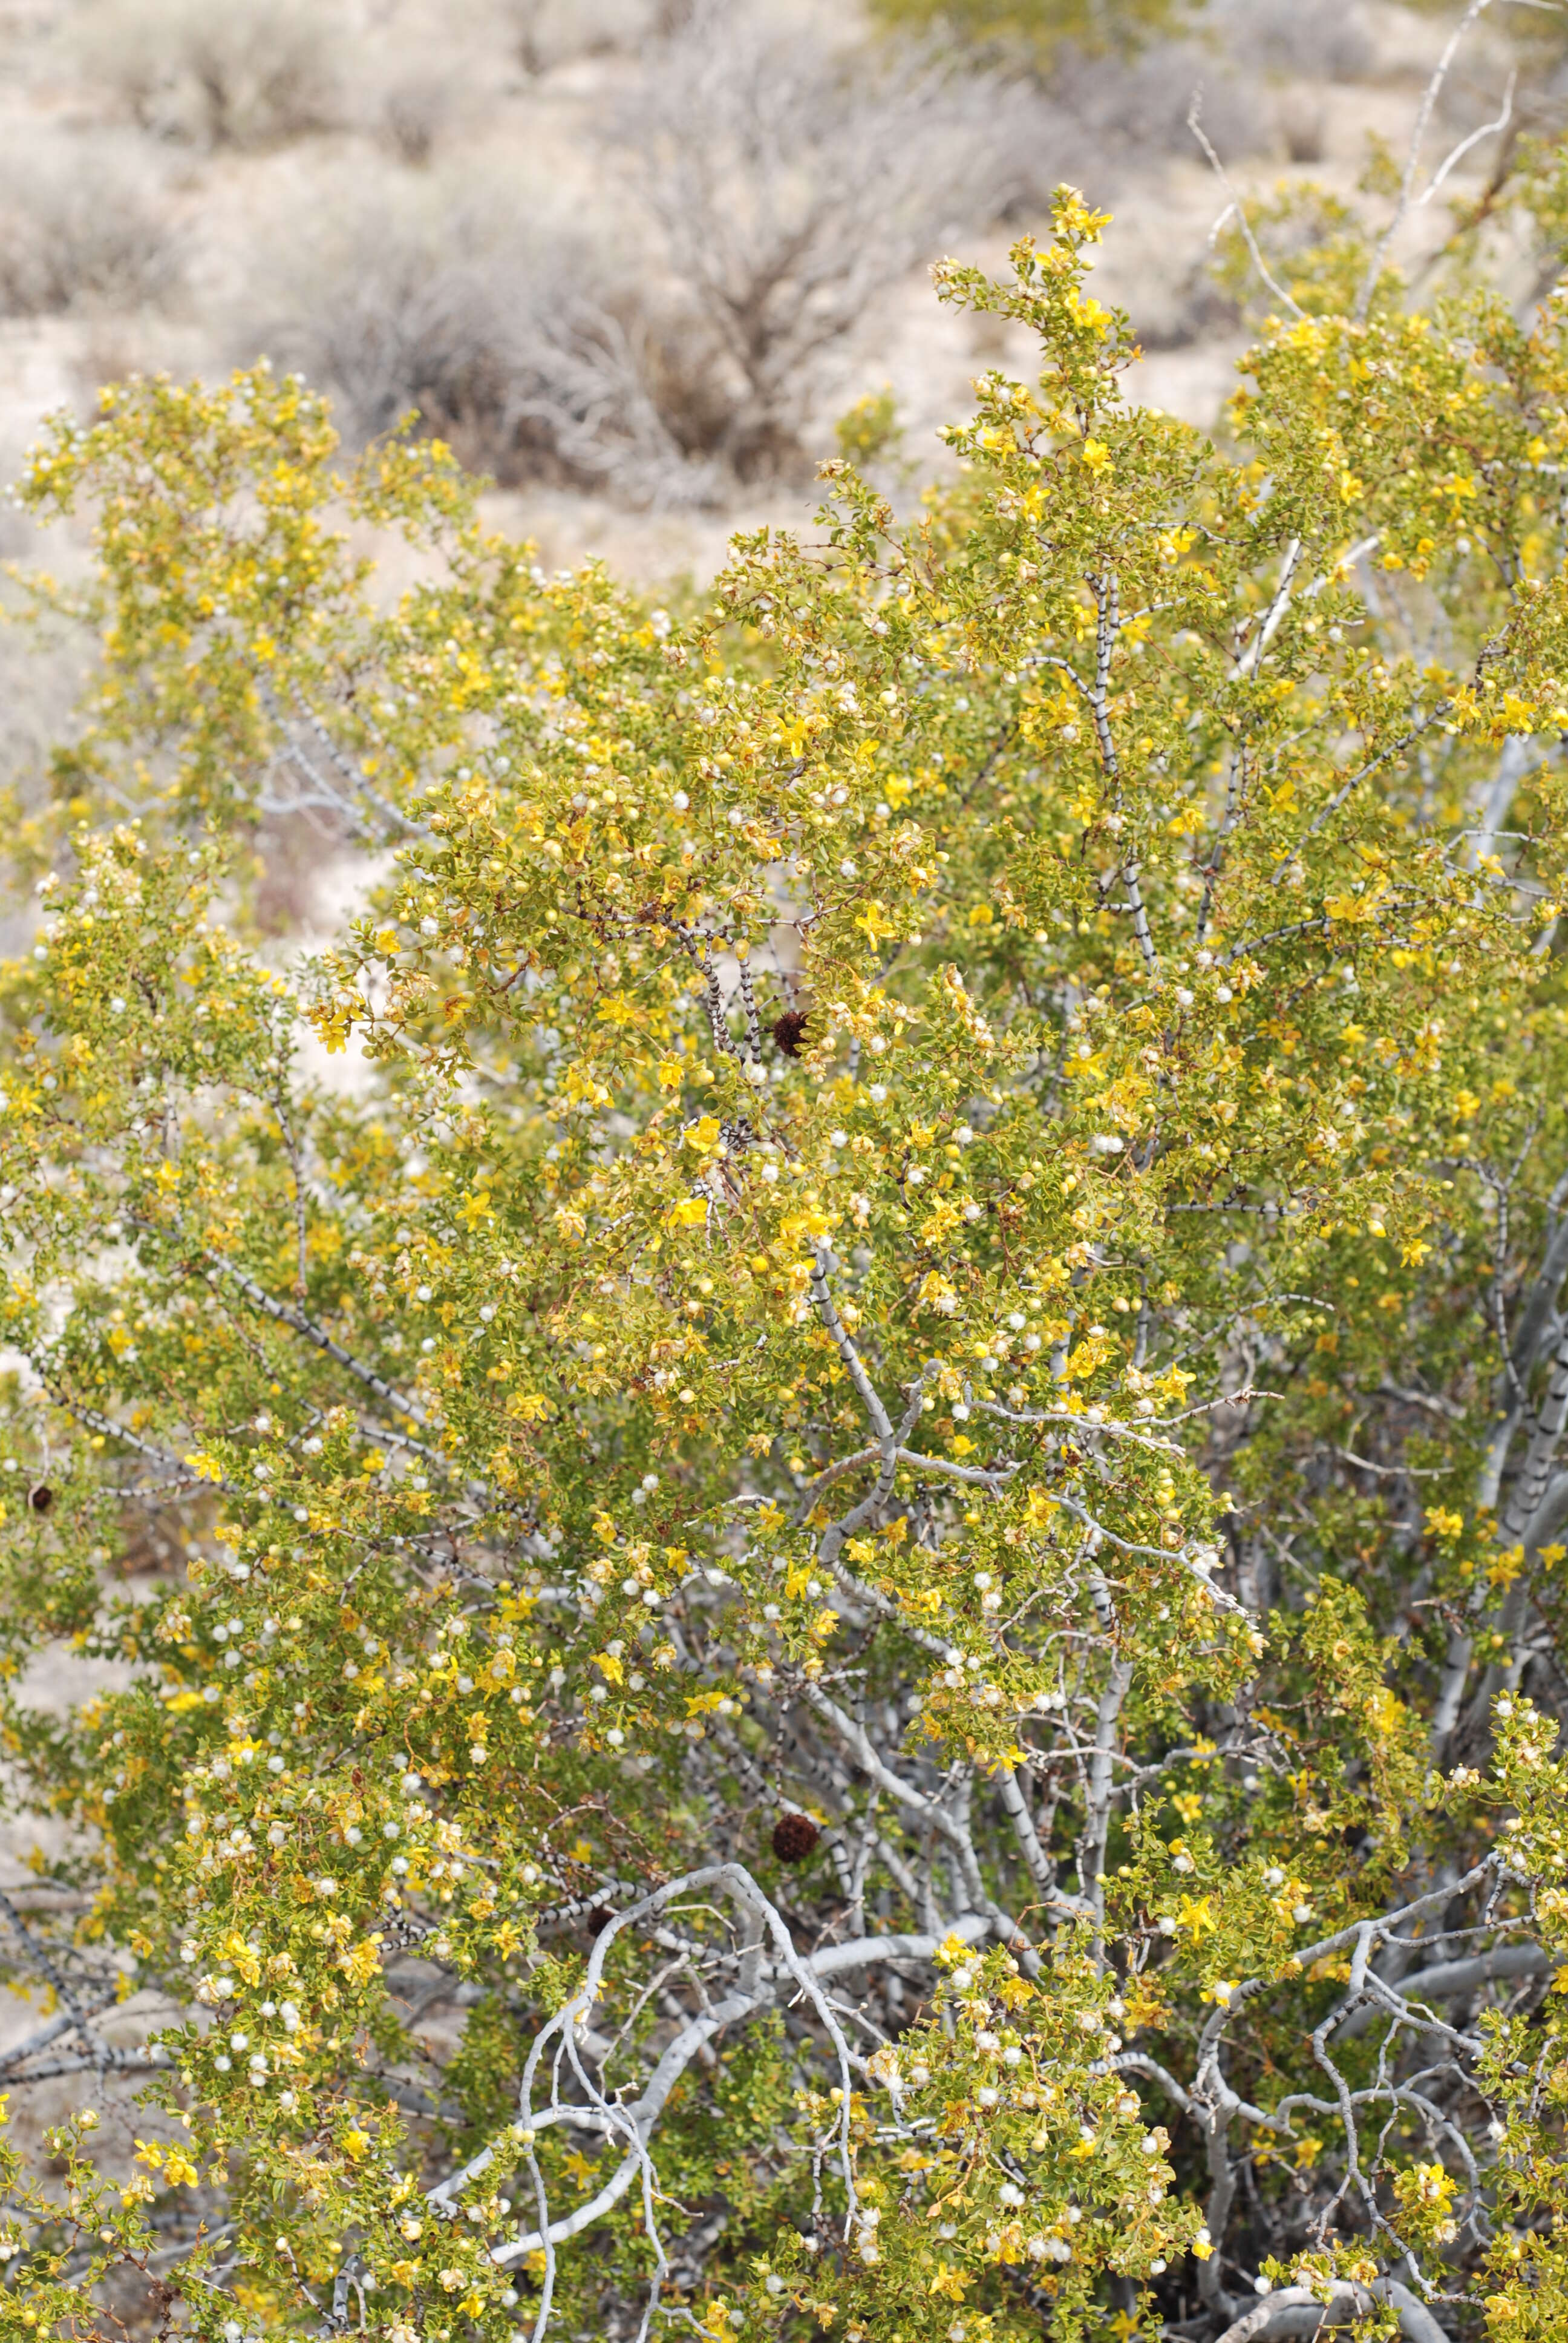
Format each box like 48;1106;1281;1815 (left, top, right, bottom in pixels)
2;0;1524;516
5;6;1568;2343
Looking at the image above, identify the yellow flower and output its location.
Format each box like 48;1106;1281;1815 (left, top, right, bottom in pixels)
336;1939;382;1988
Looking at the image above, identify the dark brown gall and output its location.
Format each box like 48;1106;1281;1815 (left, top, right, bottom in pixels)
771;1810;820;1863
771;1010;809;1058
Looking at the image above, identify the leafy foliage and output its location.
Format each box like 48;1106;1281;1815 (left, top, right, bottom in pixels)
8;145;1568;2343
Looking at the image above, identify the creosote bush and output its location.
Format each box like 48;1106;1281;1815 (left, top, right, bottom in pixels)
11;106;1568;2343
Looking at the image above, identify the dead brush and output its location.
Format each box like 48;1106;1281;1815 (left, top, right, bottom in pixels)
612;0;1034;485
78;0;350;148
0;131;180;316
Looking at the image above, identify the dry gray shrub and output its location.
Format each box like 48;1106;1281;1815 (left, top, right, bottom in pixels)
505;287;735;508
79;0;348;148
501;0;659;74
242;177;512;449
1035;37;1263;180
242;169;728;506
0;132;180;316
616;1;1034;477
358;5;514;167
375;61;472;168
1210;0;1375;85
1275;86;1328;164
1123;254;1239;351
243;9;1039;506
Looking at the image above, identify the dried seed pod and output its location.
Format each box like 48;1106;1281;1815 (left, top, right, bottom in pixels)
771;1010;809;1058
28;1484;53;1515
771;1810;820;1863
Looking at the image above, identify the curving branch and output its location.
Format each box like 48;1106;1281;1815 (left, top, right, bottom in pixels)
1336;1942;1551;2040
1217;2282;1451;2343
423;1866;995;2272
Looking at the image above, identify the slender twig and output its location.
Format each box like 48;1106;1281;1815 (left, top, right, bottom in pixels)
1357;0;1494;319
1419;71;1515;206
1189;96;1305;321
